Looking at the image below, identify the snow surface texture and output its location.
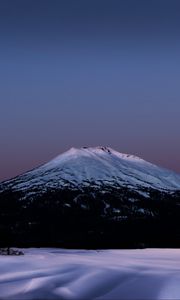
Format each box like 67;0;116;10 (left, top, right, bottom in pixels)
0;248;180;299
3;147;180;192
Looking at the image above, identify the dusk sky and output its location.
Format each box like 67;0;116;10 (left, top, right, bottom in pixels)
1;0;180;181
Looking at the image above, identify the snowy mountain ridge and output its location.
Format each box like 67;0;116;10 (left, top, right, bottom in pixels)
1;146;180;192
1;147;180;248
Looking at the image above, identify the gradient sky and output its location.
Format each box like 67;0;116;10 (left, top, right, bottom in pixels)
1;0;180;181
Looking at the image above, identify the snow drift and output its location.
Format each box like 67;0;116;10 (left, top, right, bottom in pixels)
0;248;180;299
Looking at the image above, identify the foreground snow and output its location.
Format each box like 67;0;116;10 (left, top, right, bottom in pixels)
0;249;180;299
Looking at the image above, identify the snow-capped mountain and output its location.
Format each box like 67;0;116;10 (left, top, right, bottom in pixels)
1;147;180;248
1;146;180;192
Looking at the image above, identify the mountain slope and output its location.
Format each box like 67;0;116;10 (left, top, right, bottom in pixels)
1;147;180;248
1;146;180;193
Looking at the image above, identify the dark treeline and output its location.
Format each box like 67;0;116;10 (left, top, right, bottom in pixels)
0;187;180;249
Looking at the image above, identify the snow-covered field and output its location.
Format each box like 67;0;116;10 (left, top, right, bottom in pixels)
0;248;180;299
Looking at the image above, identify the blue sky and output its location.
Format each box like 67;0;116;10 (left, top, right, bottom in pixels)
1;0;180;180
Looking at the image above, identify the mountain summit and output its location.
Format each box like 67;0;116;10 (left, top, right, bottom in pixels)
2;146;180;192
1;147;180;248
